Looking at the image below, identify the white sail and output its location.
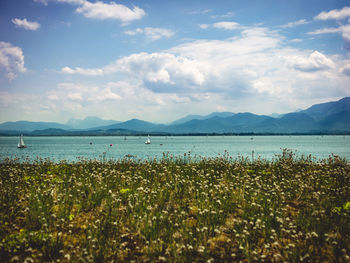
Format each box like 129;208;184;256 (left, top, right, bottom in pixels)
145;135;151;144
18;135;26;148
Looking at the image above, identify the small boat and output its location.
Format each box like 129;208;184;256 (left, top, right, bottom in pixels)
145;135;151;144
17;134;27;148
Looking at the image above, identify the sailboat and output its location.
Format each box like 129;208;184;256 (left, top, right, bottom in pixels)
145;135;151;144
17;134;27;148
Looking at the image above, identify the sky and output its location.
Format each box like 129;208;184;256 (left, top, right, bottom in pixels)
0;0;350;123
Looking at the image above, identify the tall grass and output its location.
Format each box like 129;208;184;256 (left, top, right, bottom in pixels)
0;150;349;262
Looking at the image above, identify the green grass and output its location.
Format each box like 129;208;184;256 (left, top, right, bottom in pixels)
0;149;349;262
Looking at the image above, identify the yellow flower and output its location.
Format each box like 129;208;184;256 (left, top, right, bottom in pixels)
120;188;131;194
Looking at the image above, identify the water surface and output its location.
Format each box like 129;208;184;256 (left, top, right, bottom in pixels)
0;135;349;162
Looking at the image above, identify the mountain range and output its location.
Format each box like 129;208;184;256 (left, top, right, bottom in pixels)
1;97;349;135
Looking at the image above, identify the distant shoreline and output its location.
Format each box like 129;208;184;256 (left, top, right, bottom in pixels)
1;132;350;136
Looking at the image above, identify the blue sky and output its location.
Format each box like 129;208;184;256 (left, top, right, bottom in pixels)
0;0;350;123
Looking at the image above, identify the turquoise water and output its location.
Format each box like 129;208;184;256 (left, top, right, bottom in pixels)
0;135;349;162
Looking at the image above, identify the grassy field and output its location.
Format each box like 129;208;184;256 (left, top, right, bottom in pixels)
0;150;349;262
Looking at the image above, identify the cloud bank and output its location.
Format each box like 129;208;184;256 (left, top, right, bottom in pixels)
0;42;26;80
60;26;348;110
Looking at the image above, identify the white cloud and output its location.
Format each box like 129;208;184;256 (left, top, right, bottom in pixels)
61;66;104;76
176;27;281;59
12;18;41;31
308;27;341;35
125;27;174;40
67;92;83;101
188;9;212;15
124;28;143;36
210;12;235;19
280;19;308;28
62;52;210;87
111;52;209;87
213;21;240;30
308;24;350;49
290;38;302;43
76;1;145;23
36;0;145;23
57;0;85;4
33;0;48;5
48;82;121;103
199;21;241;30
0;41;26;80
60;26;350;115
315;6;350;20
40;81;197;122
341;62;350;76
284;51;335;72
312;7;350;49
199;24;209;29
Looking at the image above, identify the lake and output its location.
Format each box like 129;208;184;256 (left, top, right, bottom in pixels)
0;135;349;162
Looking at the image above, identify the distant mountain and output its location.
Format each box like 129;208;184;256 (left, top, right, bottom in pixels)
255;113;318;133
317;111;350;131
0;121;69;132
165;98;350;134
29;128;142;136
170;114;205;125
66;116;120;129
0;97;349;135
95;119;165;132
301;97;350;121
166;113;273;133
171;112;235;125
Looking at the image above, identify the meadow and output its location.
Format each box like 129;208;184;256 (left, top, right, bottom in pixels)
0;150;349;262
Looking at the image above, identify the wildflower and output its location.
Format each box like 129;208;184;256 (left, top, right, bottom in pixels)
159;256;167;262
311;232;319;238
120;188;131;194
197;246;205;253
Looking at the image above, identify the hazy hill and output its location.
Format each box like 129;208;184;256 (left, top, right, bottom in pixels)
255;113;318;133
0;121;69;132
166;113;274;133
1;97;349;135
94;119;165;132
301;97;350;121
66;116;120;129
317;111;350;131
171;112;235;125
29;128;140;136
165;98;350;134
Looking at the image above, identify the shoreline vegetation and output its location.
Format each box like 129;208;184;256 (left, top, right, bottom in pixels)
0;150;349;262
